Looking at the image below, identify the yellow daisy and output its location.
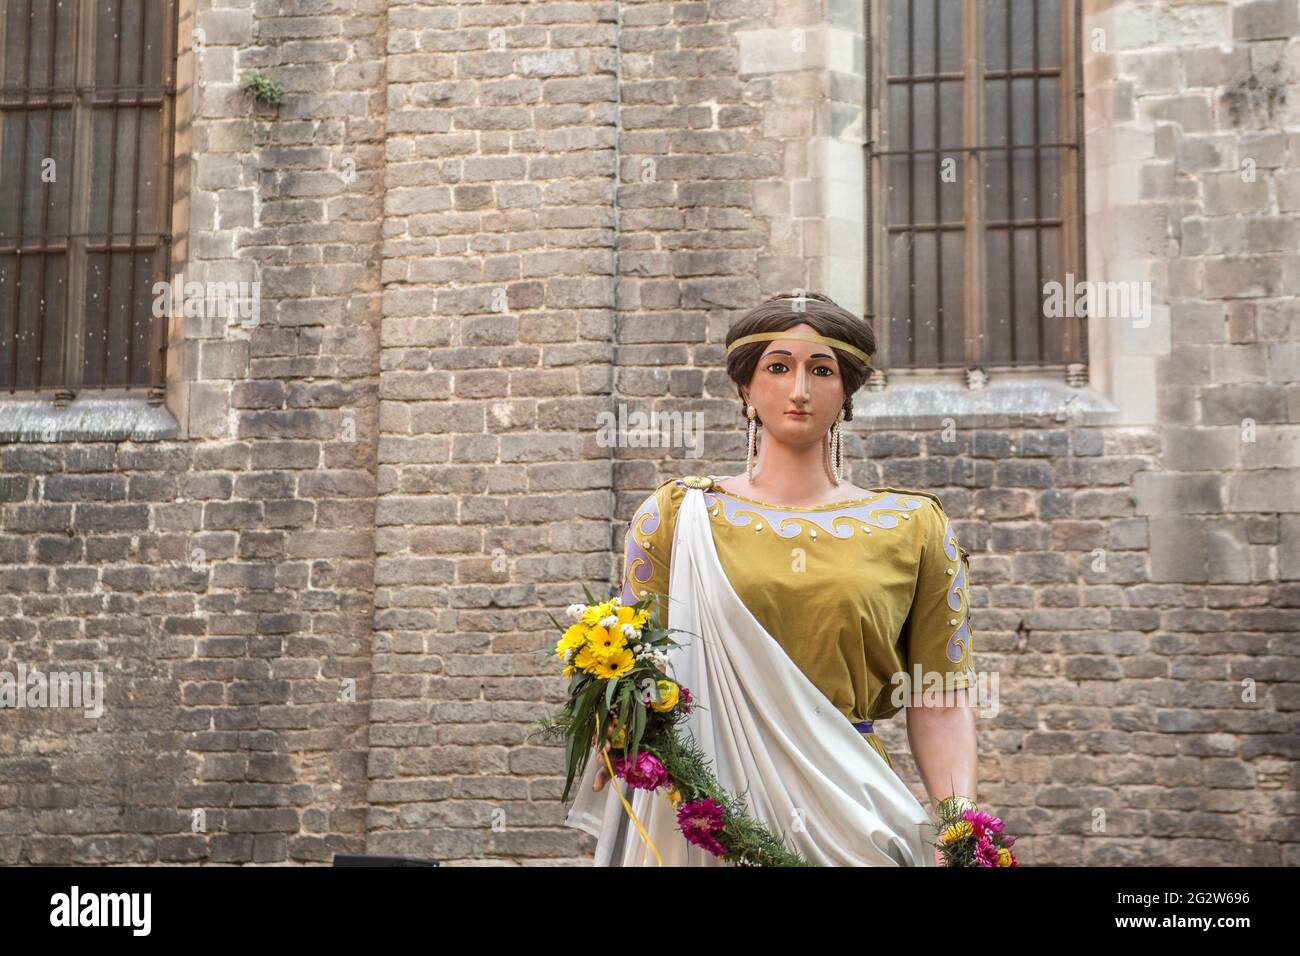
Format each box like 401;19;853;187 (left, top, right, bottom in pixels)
555;622;589;658
574;644;602;673
609;604;643;636
584;625;627;660
580;600;614;626
588;648;635;680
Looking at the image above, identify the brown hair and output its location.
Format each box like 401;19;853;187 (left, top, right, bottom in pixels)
724;292;876;422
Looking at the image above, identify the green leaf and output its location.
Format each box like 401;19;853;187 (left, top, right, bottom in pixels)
561;728;578;802
569;685;598;756
605;674;620;711
632;697;646;742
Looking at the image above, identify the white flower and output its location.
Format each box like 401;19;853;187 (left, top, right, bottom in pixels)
620;624;639;639
565;603;586;621
600;615;618;629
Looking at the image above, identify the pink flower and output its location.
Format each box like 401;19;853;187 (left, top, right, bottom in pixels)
613;750;669;790
962;809;999;837
677;798;727;857
974;834;1000;867
678;686;694;714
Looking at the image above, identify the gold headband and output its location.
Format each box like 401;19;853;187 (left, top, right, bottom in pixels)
726;331;873;365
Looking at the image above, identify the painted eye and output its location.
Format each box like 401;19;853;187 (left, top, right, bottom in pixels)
812;365;836;376
765;361;789;373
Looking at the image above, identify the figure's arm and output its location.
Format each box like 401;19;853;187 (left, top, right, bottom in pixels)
899;500;979;812
906;695;977;809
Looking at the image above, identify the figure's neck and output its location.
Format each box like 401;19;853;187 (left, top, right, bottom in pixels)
748;434;837;502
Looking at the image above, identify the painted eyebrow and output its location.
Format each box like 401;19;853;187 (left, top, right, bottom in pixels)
763;349;838;362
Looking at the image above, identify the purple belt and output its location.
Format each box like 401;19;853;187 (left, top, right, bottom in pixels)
853;719;874;734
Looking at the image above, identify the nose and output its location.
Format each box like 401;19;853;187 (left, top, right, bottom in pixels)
791;362;811;404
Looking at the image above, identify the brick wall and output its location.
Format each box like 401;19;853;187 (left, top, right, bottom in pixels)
0;0;1294;866
366;0;622;860
0;0;386;864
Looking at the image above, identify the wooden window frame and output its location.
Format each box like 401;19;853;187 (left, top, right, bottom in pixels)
0;0;179;404
865;0;1088;383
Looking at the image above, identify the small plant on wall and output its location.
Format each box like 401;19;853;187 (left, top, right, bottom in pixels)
240;71;283;108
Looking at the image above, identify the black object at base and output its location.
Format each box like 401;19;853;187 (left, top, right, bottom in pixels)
332;853;440;867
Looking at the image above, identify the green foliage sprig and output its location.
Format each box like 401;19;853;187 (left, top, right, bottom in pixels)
240;71;283;107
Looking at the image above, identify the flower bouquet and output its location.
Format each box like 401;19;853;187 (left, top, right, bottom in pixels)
533;588;811;866
535;589;1018;868
933;795;1019;867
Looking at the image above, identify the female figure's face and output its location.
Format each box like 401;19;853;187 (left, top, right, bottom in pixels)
741;323;846;449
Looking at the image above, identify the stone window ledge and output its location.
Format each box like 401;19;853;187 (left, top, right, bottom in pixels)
0;393;181;443
853;376;1121;429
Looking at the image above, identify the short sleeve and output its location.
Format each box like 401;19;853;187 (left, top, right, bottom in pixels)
619;479;678;609
901;498;976;690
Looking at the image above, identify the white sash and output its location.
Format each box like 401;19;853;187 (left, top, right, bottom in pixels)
564;485;936;866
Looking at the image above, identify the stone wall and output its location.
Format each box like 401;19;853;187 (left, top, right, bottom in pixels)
1072;0;1300;863
367;0;623;860
0;0;1295;866
0;0;387;864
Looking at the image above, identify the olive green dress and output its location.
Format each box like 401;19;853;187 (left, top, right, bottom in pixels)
619;475;977;769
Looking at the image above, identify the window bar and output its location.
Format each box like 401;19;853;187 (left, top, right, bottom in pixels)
54;0;94;406
0;95;74;108
52;0;83;399
7;0;35;393
885;70;964;82
99;0;125;389
962;0;983;371
1031;0;1043;363
932;0;944;363
153;0;180;404
123;0;149;388
1003;0;1016;362
32;0;59;391
887;216;1063;232
1072;0;1088;371
864;0;872;324
3;231;166;248
874;141;1075;155
906;1;915;367
982;66;1062;79
0;83;168;97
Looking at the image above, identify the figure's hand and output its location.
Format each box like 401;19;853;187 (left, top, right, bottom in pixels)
591;723;621;792
592;746;611;792
934;846;944;867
